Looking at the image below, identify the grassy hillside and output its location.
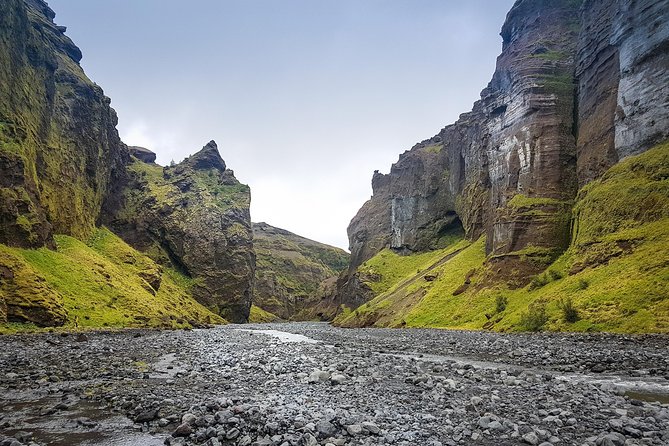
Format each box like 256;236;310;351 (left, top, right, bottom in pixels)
0;227;223;333
253;222;349;319
335;141;669;333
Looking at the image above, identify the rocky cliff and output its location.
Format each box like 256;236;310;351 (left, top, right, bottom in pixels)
336;0;669;331
0;0;255;327
253;222;348;320
105;142;256;323
0;0;127;249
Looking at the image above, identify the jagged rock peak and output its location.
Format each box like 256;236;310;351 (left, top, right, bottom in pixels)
128;146;157;164
183;140;227;172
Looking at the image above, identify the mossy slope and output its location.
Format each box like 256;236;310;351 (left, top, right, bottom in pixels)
0;227;223;332
253;222;349;320
335;142;669;333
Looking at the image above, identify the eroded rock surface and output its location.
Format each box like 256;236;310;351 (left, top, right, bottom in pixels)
106;141;255;323
341;0;669;311
0;0;128;249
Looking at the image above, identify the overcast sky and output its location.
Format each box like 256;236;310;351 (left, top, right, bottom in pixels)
47;0;515;250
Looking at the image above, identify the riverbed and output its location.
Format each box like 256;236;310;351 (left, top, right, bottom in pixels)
1;322;668;445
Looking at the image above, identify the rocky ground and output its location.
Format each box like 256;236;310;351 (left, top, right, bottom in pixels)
1;323;668;446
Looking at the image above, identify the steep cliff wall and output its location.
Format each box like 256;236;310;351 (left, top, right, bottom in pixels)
0;0;256;327
349;0;582;281
105;142;256;323
0;0;127;249
253;222;348;320
338;0;669;321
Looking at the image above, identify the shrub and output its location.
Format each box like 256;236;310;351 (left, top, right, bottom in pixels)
519;303;548;331
529;274;549;290
557;297;579;323
577;278;589;290
548;269;563;281
495;295;508;313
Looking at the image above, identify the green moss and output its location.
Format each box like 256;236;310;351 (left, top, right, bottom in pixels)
1;228;223;331
507;194;569;209
358;239;468;295
337;142;669;333
572;141;669;245
421;144;442;154
15;215;31;232
248;305;280;323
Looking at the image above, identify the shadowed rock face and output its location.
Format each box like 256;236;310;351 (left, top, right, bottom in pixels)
105;141;256;323
0;0;128;249
342;0;669;308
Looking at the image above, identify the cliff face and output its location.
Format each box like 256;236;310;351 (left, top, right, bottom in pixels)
349;0;581;280
0;0;127;249
253;222;349;320
105;142;256;324
0;0;256;327
341;0;669;312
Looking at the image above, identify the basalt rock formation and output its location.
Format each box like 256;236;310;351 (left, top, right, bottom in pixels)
336;0;669;329
0;0;127;250
105;141;256;323
253;222;348;320
0;0;255;327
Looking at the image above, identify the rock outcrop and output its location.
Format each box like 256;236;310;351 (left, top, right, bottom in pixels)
0;0;128;249
128;146;157;164
0;0;256;327
339;0;669;313
253;222;349;320
105;141;256;323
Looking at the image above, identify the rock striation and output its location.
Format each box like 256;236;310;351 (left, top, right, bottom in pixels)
340;0;669;311
253;222;349;320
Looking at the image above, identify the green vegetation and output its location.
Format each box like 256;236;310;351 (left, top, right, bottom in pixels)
519;303;548;331
248;305;280;323
253;223;349;319
507;194;569;209
557;297;579;323
0;228;223;332
495;295;508;313
357;242;468;296
336;142;669;333
421;144;442;154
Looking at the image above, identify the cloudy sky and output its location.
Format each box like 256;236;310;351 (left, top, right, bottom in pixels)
48;0;515;250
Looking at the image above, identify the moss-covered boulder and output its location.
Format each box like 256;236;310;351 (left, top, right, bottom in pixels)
106;141;255;323
253;222;349;320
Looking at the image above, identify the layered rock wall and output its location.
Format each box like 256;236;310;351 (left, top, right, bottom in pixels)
349;0;581;273
343;0;669;306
